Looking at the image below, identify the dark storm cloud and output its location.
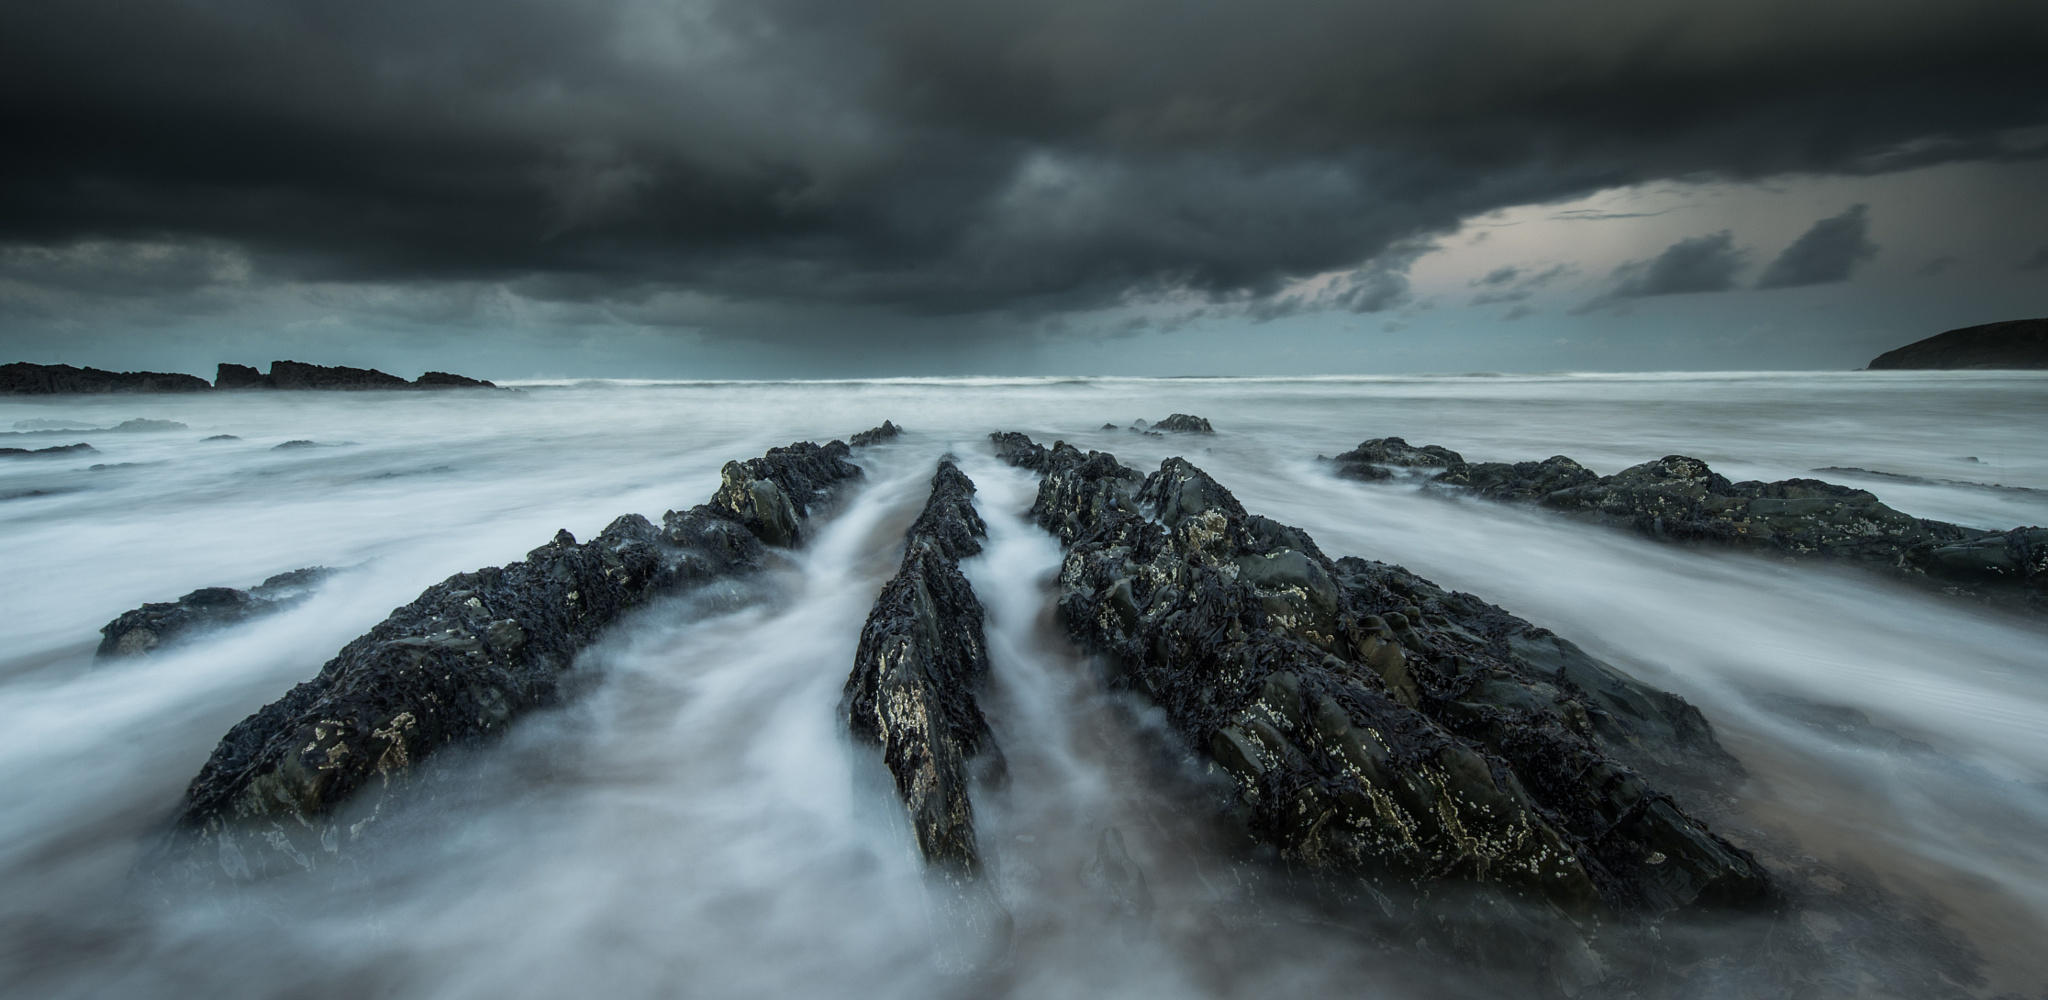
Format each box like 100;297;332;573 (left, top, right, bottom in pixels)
1755;204;1879;288
1579;232;1746;311
2;0;2045;330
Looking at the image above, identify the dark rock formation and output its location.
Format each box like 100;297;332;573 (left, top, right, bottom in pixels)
268;360;413;390
214;363;267;389
216;361;497;390
1328;436;1468;481
1336;438;2048;607
202;434;241;442
0;442;95;458
1;362;212;394
1866;317;2048;369
270;440;321;451
412;371;496;389
842;461;1000;880
1153;413;1215;434
992;433;1769;954
849;420;903;447
146;436;869;886
97;569;334;658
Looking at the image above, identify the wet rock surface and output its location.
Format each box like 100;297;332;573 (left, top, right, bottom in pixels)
842;461;1001;879
849;420;903;447
1;362;213;394
146;435;869;886
992;433;1770;961
97;568;335;659
1334;438;2048;608
1153;413;1215;434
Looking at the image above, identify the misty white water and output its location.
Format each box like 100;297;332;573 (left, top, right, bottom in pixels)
1;372;2044;997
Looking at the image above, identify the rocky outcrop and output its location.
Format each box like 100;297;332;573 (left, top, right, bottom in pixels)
1333;437;2048;607
849;420;903;447
413;371;496;389
215;361;497;389
1328;436;1464;481
1;363;212;394
214;363;267;389
97;569;334;658
0;442;95;458
270;360;411;390
145;435;870;886
842;461;1000;880
1866;317;2048;369
992;434;1769;955
1153;413;1215;434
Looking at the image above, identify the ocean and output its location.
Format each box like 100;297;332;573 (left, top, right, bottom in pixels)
2;372;2044;997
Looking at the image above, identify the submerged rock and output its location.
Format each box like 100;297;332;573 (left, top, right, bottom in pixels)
146;435;870;887
842;461;1001;880
1153;413;1215;434
1339;438;2048;607
992;433;1769;956
1;362;213;394
97;569;335;658
0;442;95;458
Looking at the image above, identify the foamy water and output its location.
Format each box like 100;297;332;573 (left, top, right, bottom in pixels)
1;372;2044;997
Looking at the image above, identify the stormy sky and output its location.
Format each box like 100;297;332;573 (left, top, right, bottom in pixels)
2;0;2045;378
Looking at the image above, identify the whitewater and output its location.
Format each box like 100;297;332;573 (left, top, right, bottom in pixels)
1;371;2043;997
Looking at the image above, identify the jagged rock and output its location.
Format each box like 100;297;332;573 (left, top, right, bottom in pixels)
145;435;870;887
992;433;1769;956
1328;436;1466;481
412;371;496;389
214;363;267;389
1390;444;2048;606
271;440;321;451
842;461;1000;880
216;361;498;390
266;360;412;390
1436;455;1598;501
1153;413;1215;434
1;362;213;394
0;442;95;458
849;420;903;447
97;569;334;658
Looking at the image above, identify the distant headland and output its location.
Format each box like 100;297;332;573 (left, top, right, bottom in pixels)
1;360;496;394
1866;318;2048;370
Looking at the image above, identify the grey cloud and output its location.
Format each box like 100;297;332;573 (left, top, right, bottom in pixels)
0;0;2044;340
1470;262;1573;305
1755;204;1878;288
2021;246;2048;270
1578;232;1746;311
